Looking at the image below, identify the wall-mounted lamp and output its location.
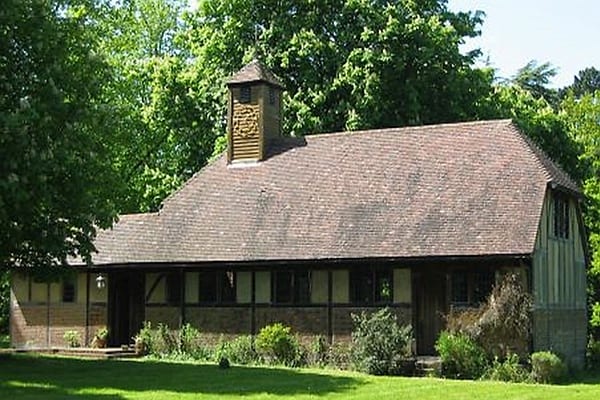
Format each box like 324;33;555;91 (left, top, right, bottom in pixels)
95;274;106;290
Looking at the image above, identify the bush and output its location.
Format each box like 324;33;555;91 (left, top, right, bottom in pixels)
482;354;529;382
351;308;413;376
134;321;154;355
586;338;600;370
307;335;329;367
445;273;532;359
63;330;81;348
152;323;177;356
0;270;9;335
216;335;258;365
255;323;302;366
435;331;488;379
175;323;210;360
530;351;566;384
327;341;352;370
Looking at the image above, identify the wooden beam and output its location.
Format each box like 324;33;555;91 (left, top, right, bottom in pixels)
180;269;185;328
327;270;333;343
85;271;90;346
251;271;256;336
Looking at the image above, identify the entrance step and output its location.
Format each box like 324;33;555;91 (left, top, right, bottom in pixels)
415;356;442;377
11;347;139;359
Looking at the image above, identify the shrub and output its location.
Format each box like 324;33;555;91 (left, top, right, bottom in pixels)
216;335;258;365
435;331;488;379
134;321;154;355
63;330;81;348
327;341;352;370
307;335;329;367
351;308;414;375
175;323;210;359
482;354;529;383
255;323;302;366
586;338;600;370
445;273;532;359
530;351;566;384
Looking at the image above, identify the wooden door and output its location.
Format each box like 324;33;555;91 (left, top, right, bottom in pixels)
415;269;447;355
108;271;145;346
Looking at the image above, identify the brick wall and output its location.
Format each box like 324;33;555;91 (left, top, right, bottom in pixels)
10;291;48;348
256;306;328;340
145;306;180;329
10;286;108;348
533;308;587;368
186;307;251;334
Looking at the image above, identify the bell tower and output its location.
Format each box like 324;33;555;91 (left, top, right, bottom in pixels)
226;60;284;163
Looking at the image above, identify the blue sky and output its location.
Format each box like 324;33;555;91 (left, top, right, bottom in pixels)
447;0;600;87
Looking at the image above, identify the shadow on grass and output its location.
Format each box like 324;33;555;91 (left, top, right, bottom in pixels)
0;354;363;399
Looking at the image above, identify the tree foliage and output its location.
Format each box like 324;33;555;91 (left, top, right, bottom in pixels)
511;60;559;105
0;0;121;271
184;0;492;136
561;67;600;99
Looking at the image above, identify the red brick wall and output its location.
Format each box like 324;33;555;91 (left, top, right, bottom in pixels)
186;307;251;334
255;306;328;336
10;296;48;348
145;306;180;329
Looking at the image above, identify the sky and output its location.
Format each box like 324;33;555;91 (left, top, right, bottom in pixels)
447;0;600;88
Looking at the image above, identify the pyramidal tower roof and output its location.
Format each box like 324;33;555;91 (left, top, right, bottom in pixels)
227;59;284;88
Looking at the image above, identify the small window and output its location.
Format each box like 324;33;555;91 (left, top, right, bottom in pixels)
450;270;495;307
199;270;236;304
240;86;251;103
199;271;217;303
553;194;569;239
62;278;76;303
220;271;236;303
273;270;310;304
166;273;182;305
350;268;393;305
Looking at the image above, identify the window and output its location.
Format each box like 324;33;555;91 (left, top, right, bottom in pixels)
166;272;182;305
198;271;236;304
273;270;310;304
62;277;75;303
450;270;495;307
553;194;569;239
350;268;392;305
240;86;251;103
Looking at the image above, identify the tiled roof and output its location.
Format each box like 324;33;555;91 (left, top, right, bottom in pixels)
84;119;579;266
227;59;284;88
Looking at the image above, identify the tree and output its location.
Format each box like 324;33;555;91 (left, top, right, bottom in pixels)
560;93;600;336
511;60;559;106
560;67;600;99
183;0;492;137
94;0;221;212
0;0;121;271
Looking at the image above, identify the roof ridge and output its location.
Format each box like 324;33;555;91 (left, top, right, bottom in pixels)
304;119;513;141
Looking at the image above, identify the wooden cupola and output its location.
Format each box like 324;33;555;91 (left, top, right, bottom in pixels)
226;59;284;163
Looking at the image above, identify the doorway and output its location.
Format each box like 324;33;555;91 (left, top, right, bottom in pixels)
108;271;145;346
414;268;447;355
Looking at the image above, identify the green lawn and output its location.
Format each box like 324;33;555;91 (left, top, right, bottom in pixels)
1;354;600;400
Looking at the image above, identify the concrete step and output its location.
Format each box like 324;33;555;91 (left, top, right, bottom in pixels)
415;356;442;377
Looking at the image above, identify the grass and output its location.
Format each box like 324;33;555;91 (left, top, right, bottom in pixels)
0;354;599;400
